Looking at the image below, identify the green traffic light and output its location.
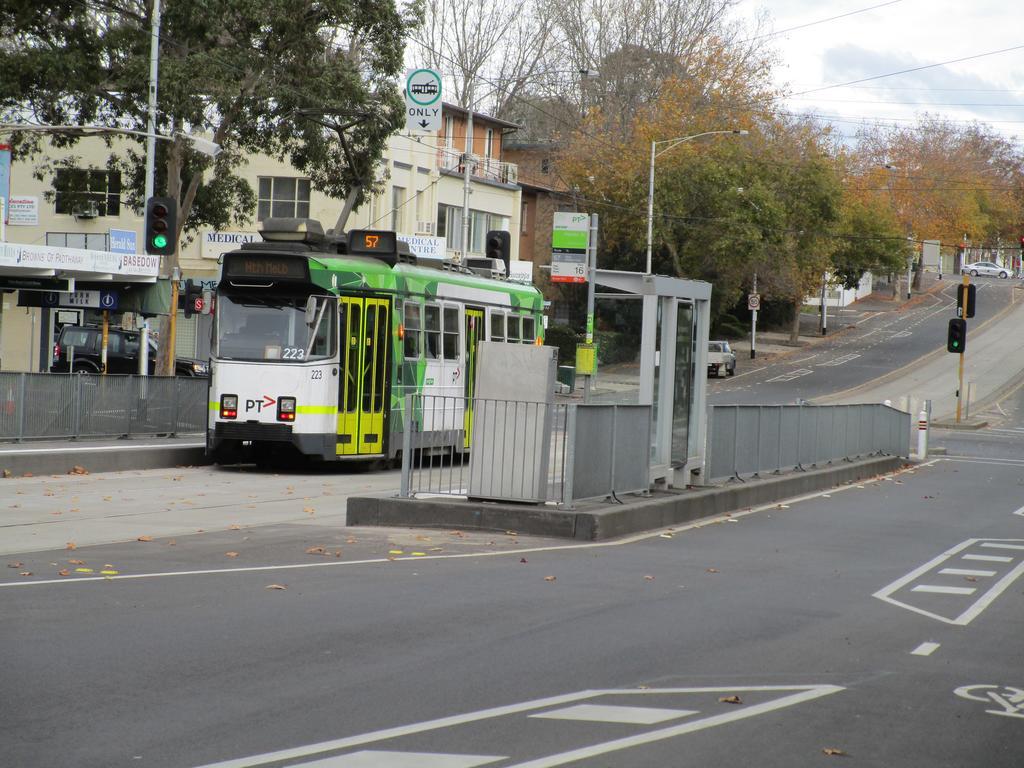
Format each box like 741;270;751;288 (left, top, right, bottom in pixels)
152;234;168;249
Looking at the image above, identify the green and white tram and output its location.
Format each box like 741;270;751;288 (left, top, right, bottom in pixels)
207;218;544;464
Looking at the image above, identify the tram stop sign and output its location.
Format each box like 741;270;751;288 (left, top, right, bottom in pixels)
405;69;442;133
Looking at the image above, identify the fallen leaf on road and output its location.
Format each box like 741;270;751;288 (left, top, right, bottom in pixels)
505;530;517;536
228;524;241;530
965;576;978;582
58;569;70;577
305;546;327;555
69;465;88;475
719;695;742;704
706;568;720;574
544;575;556;582
100;570;119;575
103;496;112;501
2;469;10;478
388;549;404;555
7;561;23;568
520;558;528;564
65;542;77;550
659;532;674;539
304;507;315;515
224;552;239;558
644;575;655;581
265;584;287;590
167;540;176;546
68;559;84;565
136;535;153;542
346;537;357;544
75;567;93;573
822;748;847;756
19;571;32;576
416;535;431;541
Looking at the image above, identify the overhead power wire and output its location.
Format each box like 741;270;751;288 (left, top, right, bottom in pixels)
793;43;1024;97
744;0;905;42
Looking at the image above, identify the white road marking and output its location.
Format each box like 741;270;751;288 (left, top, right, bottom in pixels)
190;686;844;768
1013;505;1024;517
912;585;977;595
727;366;769;380
911;642;941;656
939;568;997;577
818;353;861;367
962;554;1013;563
874;538;1024;625
297;752;504;768
529;704;696;725
766;368;813;383
0;462;932;590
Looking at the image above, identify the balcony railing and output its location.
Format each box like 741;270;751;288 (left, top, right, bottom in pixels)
437;147;518;185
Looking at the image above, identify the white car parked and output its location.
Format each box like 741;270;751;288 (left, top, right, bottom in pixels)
962;261;1009;278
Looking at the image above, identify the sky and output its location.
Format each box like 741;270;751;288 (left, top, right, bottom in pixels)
729;0;1024;146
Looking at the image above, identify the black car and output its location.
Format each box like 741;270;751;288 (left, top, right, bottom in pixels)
51;326;209;376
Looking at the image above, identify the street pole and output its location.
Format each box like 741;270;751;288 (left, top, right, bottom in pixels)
906;239;913;300
645;140;655;275
820;271;828;335
750;271;757;359
461;88;474;259
955;273;970;423
145;0;161;202
584;214;598;403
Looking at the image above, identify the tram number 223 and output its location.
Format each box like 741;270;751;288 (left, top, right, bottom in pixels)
282;347;305;360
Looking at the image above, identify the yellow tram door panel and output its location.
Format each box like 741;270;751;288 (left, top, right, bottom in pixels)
358;298;388;454
337;297;361;455
463;309;483;449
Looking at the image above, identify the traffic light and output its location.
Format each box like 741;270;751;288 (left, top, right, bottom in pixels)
145;196;178;256
947;318;967;353
956;284;976;318
182;279;203;318
485;230;511;275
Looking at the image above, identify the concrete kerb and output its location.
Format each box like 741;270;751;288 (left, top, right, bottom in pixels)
346;455;905;541
0;439;208;477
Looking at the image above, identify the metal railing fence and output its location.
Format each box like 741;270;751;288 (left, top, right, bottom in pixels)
0;372;207;442
399;395;652;507
706;403;910;482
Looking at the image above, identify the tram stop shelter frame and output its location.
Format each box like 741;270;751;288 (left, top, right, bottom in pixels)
589;269;711;488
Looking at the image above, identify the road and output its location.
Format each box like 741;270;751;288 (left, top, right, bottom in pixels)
4;437;1024;766
709;278;1015;405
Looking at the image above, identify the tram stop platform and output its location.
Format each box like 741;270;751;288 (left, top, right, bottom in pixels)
347;454;905;541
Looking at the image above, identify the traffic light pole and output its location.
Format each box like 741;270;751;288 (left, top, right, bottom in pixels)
956;273;970;423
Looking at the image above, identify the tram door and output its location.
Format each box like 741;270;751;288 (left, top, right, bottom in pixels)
338;296;390;456
463;308;484;449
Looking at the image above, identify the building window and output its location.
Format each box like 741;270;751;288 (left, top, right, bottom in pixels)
391;186;405;232
54;169;121;216
521;202;529;234
444;116;454;148
257;176;311;221
485;128;494;159
439;204;465;250
541;158;550;174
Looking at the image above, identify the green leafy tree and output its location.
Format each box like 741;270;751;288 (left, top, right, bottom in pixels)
0;0;418;372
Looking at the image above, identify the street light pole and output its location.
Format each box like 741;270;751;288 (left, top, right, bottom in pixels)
645;129;748;275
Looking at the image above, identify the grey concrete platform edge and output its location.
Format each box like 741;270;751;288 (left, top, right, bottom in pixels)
0;437;208;477
347;455;905;540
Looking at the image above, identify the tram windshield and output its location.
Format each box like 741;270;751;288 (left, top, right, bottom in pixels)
216;293;336;362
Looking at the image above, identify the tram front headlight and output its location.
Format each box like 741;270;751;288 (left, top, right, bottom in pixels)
277;396;296;422
220;394;238;419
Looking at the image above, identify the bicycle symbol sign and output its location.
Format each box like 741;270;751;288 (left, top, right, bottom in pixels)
955;684;1024;719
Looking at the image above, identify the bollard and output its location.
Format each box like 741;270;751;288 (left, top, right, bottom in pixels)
917;409;928;459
